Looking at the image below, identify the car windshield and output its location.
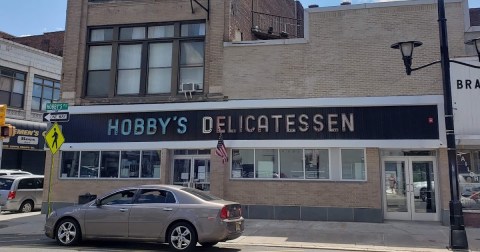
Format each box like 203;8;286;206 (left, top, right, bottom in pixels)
0;178;14;190
181;188;221;201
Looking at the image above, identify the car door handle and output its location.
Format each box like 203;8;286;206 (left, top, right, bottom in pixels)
119;208;128;212
163;208;173;211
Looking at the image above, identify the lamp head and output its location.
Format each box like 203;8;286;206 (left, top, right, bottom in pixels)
466;37;480;62
391;41;423;75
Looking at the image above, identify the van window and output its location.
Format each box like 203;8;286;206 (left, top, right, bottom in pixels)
0;178;14;190
35;178;44;189
18;178;36;189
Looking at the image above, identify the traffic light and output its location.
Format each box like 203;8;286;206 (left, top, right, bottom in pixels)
0;124;15;138
0;104;6;126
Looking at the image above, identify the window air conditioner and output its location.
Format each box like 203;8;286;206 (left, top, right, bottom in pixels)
181;83;196;92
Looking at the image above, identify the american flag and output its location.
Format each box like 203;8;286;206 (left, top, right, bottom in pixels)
215;133;228;163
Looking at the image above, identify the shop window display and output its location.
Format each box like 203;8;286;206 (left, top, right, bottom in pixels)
458;150;480;209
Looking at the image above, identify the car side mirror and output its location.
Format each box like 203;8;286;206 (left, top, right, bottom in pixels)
95;198;102;206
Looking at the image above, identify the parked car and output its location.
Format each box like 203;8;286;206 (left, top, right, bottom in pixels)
0;169;33;176
0;175;44;213
45;185;244;251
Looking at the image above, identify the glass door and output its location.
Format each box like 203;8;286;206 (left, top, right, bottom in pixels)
172;158;210;191
383;157;438;221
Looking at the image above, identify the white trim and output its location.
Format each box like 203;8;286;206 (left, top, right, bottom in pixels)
67;95;444;114
61;139;444;151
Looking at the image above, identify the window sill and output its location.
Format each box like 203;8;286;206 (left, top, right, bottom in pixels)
80;93;225;105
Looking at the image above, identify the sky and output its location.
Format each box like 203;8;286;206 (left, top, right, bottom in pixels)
0;0;478;37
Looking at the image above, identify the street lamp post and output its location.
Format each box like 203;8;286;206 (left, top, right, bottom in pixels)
391;0;480;250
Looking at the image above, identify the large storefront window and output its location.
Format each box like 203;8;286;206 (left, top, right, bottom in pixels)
458;150;480;209
341;149;366;180
61;150;161;179
231;149;332;180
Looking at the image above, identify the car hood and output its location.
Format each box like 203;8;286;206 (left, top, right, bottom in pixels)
54;203;89;216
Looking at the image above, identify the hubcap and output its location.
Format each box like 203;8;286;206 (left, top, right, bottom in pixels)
170;226;191;250
57;222;77;244
22;203;32;212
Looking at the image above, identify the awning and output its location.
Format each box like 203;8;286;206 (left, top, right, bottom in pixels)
3;118;47;150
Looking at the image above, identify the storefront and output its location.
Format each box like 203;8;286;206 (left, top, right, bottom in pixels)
46;95;448;222
1;118;47;175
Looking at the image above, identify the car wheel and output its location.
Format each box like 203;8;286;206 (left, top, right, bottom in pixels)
19;200;33;213
200;242;218;247
168;222;197;251
55;218;81;246
420;188;427;202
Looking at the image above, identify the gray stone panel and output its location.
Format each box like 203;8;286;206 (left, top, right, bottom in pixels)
275;206;300;220
300;206;328;221
354;208;383;223
248;205;274;219
328;207;354;222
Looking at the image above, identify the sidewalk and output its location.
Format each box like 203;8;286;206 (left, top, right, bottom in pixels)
1;212;479;251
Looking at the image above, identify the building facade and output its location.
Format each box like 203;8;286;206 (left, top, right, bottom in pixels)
48;0;478;225
0;38;62;174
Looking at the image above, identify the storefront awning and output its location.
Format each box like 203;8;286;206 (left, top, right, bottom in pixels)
3;118;47;150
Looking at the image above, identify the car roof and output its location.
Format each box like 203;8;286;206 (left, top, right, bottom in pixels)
0;175;44;179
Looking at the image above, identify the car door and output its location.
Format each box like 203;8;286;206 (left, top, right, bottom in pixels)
84;189;137;238
128;189;178;239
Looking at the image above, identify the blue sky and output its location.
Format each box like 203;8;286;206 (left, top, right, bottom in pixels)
0;0;478;37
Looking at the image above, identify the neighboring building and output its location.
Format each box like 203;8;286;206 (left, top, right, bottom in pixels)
0;36;62;175
49;0;479;226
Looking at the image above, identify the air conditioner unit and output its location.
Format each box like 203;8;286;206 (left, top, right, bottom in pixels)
181;83;196;92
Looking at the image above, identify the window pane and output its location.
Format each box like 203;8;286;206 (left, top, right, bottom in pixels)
44;79;54;87
118;44;142;69
0;76;12;91
33;84;42;97
15;73;25;81
255;149;278;178
120;151;140;178
280;149;303;179
117;69;141;95
180;67;203;89
0;91;10;104
88;45;112;70
100;151;120;178
231;149;254;178
80;151;100;178
149;43;172;67
305;149;329;179
61;151;80;178
90;28;113;41
148;25;174;38
181;23;205;37
341;149;365;180
54;82;61;88
120;27;145;40
141;150;161;178
13;80;24;94
10;93;23;108
41;99;50;111
0;69;14;77
87;71;110;97
180;42;204;65
53;89;61;100
43;86;53;99
31;97;41;110
148;68;171;93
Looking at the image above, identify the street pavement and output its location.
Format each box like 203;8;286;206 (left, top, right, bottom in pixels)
1;211;480;251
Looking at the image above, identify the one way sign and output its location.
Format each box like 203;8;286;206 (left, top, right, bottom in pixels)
43;112;70;122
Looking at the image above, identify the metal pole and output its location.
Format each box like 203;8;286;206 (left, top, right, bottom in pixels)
437;0;468;249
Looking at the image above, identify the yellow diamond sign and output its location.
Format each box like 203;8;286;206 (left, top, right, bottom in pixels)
44;123;65;154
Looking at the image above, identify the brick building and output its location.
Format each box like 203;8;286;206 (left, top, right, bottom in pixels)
47;0;480;225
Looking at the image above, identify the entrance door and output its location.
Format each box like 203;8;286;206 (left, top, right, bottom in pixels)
383;157;438;221
172;158;211;191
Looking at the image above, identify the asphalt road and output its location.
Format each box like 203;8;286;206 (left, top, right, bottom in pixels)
0;233;343;252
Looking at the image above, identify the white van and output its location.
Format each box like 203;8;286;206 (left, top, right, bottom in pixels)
0;175;44;213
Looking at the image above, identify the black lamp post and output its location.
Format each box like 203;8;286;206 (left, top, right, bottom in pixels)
391;0;480;250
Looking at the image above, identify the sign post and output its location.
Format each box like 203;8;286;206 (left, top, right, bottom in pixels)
44;123;65;215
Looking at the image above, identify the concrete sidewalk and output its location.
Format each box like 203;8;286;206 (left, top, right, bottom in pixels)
1;211;479;251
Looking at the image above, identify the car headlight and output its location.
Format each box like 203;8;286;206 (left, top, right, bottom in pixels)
47;211;57;219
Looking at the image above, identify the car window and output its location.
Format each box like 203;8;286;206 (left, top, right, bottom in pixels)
101;189;137;205
0;173;6;176
0;178;14;190
181;187;221;201
35;178;44;189
11;172;30;175
18;178;36;189
136;189;176;204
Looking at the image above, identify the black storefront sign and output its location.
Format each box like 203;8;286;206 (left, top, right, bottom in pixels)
61;105;439;143
3;120;47;150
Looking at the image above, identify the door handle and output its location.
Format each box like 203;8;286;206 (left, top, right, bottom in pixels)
119;208;128;212
163;208;173;211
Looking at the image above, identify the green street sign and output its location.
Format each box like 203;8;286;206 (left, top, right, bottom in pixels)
46;103;68;111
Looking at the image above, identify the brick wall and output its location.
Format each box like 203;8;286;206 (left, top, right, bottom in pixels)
3;31;65;57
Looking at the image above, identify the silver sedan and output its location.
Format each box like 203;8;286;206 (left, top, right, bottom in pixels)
45;185;244;251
